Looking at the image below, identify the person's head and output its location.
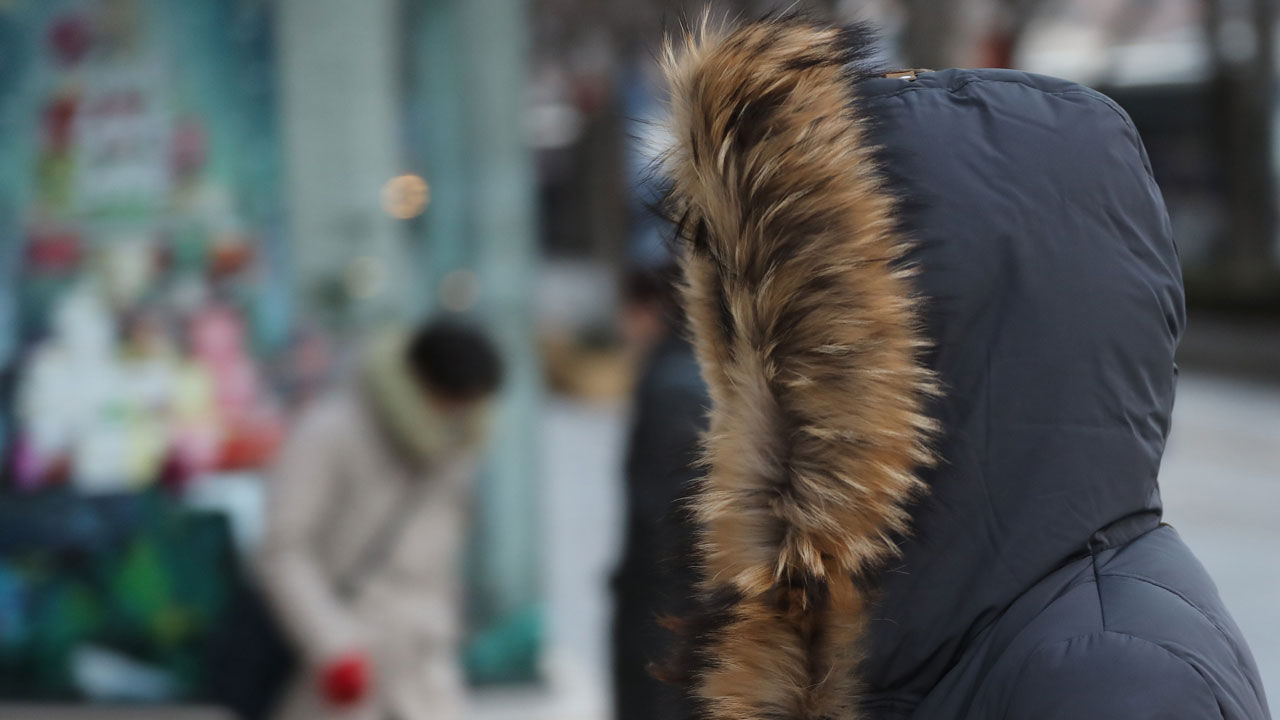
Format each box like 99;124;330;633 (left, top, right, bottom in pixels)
405;320;503;408
620;262;682;353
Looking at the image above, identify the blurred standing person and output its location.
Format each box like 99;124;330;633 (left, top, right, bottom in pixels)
257;321;502;720
611;265;708;720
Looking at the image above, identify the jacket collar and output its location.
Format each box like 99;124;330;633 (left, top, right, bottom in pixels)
358;329;490;471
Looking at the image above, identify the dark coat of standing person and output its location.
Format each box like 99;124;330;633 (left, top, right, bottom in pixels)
657;16;1270;720
612;268;708;720
257;321;502;720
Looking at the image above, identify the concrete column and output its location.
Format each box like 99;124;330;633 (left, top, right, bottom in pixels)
276;0;408;325
459;0;542;634
409;0;543;682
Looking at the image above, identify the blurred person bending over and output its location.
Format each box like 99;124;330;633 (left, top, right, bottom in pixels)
612;266;708;720
258;321;501;720
656;16;1269;720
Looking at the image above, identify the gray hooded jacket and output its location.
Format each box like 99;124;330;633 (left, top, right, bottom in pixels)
661;17;1269;720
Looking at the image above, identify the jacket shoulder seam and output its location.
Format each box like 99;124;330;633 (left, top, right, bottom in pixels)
1100;571;1235;645
1090;554;1108;629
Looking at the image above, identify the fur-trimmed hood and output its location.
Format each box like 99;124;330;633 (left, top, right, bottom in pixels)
662;14;1189;720
661;17;936;720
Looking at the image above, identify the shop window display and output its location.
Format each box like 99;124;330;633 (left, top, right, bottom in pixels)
0;0;291;704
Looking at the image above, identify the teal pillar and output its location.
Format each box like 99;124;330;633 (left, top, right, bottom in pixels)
278;0;410;328
411;0;542;684
0;9;24;369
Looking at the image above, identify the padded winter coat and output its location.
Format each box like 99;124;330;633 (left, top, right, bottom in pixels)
660;17;1270;720
612;332;707;720
257;333;486;720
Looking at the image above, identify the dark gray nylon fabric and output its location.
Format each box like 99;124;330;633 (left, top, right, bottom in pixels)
848;68;1269;718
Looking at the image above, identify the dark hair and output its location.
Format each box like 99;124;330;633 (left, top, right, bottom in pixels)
622;262;686;325
405;320;503;401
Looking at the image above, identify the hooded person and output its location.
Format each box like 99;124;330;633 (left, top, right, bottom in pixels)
612;264;709;720
658;15;1269;720
256;321;501;720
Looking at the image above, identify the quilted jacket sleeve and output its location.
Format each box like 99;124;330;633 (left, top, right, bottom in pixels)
1002;630;1223;719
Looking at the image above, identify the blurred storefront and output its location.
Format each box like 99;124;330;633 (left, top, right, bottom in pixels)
0;0;541;709
0;0;287;703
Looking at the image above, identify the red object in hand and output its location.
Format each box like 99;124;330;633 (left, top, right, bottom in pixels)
320;653;370;707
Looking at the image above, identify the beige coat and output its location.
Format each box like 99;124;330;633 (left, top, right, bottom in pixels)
258;338;486;720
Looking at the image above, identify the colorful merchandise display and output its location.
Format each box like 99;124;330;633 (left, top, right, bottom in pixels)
0;0;288;704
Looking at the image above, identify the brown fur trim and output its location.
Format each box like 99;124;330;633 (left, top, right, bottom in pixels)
661;15;939;720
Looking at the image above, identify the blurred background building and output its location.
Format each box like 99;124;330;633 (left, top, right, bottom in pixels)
0;0;1275;718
